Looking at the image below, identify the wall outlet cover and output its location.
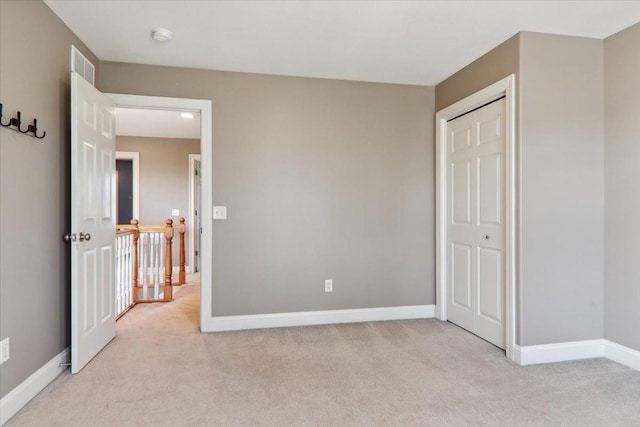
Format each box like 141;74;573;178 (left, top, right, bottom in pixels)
325;279;333;293
213;206;227;219
171;209;180;216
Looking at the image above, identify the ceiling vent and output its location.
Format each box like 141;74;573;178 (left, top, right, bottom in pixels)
71;45;95;86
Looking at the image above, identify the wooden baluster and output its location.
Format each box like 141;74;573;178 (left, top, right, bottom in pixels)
178;217;186;285
131;219;139;304
164;219;174;301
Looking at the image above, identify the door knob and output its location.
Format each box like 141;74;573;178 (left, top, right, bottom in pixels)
63;233;77;242
78;232;91;242
484;235;491;240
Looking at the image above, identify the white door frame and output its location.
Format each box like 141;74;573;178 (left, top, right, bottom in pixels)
188;153;201;273
107;93;213;331
115;151;140;222
435;74;518;361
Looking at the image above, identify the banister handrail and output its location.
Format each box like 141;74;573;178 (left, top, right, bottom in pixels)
114;217;187;317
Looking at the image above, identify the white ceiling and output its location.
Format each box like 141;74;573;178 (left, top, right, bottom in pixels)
115;108;200;139
45;1;640;86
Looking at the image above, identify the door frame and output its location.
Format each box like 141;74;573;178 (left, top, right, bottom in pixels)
107;93;213;331
188;153;201;273
115;151;140;223
435;74;518;361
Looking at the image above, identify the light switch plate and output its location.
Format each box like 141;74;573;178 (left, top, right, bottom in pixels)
213;206;227;219
171;209;180;216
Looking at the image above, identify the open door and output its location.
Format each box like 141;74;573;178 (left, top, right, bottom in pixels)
69;72;116;373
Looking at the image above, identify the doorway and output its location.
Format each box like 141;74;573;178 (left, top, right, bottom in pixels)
115;151;140;224
435;75;518;361
108;93;213;331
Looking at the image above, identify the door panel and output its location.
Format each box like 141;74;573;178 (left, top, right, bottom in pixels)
477;153;502;225
452;161;472;224
447;99;505;349
452;128;471;152
71;72;116;374
452;243;472;309
477;247;502;322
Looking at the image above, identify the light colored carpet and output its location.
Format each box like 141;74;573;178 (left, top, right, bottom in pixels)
7;280;640;426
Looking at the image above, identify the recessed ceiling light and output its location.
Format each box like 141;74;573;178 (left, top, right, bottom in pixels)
180;112;195;119
152;28;173;42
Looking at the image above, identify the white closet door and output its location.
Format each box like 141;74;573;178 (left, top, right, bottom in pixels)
447;99;505;349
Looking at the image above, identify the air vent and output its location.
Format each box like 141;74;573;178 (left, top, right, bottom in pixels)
71;45;95;86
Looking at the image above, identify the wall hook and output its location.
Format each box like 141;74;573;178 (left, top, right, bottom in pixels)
0;103;12;127
28;119;46;139
14;111;31;134
0;103;47;140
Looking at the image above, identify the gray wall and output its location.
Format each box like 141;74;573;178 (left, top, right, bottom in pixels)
100;64;436;317
116;136;200;267
0;0;99;398
604;22;640;352
519;33;605;346
435;34;520;111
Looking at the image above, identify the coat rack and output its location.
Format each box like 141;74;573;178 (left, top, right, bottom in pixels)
0;103;46;139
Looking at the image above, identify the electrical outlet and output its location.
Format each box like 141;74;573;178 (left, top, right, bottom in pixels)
325;279;333;293
213;206;227;220
0;337;9;365
171;209;180;216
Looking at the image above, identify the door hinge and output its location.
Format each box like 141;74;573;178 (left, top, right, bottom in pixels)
195;250;199;256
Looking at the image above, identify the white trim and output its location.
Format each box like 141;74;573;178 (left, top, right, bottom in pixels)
115;151;140;222
514;340;604;366
201;305;435;332
0;347;70;426
106;93;213;332
435;74;518;362
188;154;201;274
514;339;640;371
605;340;640;371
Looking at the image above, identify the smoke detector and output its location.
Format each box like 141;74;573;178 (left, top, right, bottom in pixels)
152;28;173;42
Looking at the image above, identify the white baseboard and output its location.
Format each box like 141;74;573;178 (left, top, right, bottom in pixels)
514;339;604;366
0;347;70;426
605;340;640;371
202;304;435;332
514;339;640;371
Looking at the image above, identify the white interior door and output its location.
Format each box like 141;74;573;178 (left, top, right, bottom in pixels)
447;98;505;349
70;72;117;373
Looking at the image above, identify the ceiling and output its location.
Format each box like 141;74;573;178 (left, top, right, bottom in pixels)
115;108;200;139
45;1;640;86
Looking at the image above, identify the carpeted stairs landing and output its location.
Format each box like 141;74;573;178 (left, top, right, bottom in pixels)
7;281;640;426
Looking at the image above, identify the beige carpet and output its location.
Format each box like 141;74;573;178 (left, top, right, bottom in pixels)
7;280;640;426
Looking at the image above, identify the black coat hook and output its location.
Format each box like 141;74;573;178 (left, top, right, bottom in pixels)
0;103;12;127
28;119;46;139
13;111;31;134
0;103;47;140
